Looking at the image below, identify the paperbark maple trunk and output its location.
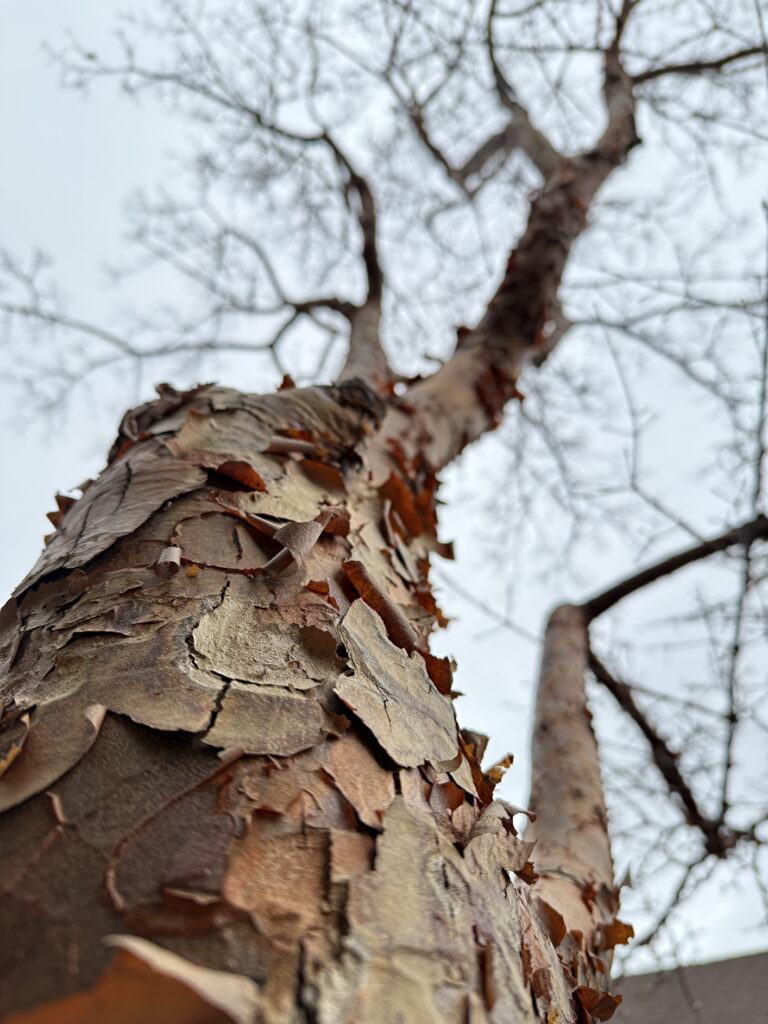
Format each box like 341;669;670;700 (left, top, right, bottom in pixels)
0;380;626;1024
0;47;642;1018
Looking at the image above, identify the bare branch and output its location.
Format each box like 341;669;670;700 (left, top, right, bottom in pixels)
0;303;136;357
610;0;644;51
580;514;768;621
309;136;393;392
633;45;768;85
486;0;563;179
320;134;384;304
588;652;745;858
632;855;709;947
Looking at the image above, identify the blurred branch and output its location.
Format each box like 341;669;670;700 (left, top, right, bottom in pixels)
633;45;768;85
588;652;747;858
632;855;709;947
486;0;563;179
580;514;768;621
0;303;136;357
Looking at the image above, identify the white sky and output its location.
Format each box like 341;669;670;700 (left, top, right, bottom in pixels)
1;0;766;975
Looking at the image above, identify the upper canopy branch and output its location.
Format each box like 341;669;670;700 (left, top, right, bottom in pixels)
405;96;560;193
319;134;384;305
383;12;642;471
633;44;768;84
317;139;392;394
46;31;396;396
240;114;392;393
485;0;563;180
580;513;768;621
368;0;563;196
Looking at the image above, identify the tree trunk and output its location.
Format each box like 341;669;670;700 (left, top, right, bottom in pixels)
0;380;627;1023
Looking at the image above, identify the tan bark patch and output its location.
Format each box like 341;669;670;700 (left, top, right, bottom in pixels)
329;829;374;882
0;700;106;812
204;686;345;755
224;827;328;946
238;748;357;830
176;514;269;572
16;445;206;596
335;600;459;768
192;596;344;689
52;623;221;734
325;730;396;828
172;408;274;456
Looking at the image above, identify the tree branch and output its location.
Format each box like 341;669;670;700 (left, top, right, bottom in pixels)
485;0;563;180
633;45;768;85
587;652;744;858
371;4;562;196
378;32;640;471
580;513;768;621
298;132;391;394
319;134;383;305
0;303;137;357
337;299;391;395
55;40;389;380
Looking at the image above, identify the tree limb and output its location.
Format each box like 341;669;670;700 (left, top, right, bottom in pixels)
302;133;391;394
580;513;768;621
0;303;137;357
633;45;768;85
377;7;561;194
378;28;640;471
587;652;744;858
485;0;563;180
55;41;390;387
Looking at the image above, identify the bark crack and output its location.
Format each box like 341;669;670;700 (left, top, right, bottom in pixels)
184;580;233;734
115;458;134;512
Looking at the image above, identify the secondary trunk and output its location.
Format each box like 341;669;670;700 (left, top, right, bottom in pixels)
0;381;625;1023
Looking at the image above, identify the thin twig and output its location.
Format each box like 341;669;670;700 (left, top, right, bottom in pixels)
588;652;744;857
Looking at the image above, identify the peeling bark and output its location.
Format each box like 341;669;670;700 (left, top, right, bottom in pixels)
0;367;635;1022
0;381;598;1024
0;43;643;1018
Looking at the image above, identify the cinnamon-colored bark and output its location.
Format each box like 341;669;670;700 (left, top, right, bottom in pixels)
0;383;587;1024
0;26;645;1024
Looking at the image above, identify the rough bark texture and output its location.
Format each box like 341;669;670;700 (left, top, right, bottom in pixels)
1;381;616;1024
0;49;643;1018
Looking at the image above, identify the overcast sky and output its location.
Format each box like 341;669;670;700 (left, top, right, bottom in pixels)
2;1;766;974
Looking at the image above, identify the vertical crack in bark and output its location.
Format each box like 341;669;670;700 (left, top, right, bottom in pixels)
185;580;232;734
115;458;134;511
70;495;94;550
